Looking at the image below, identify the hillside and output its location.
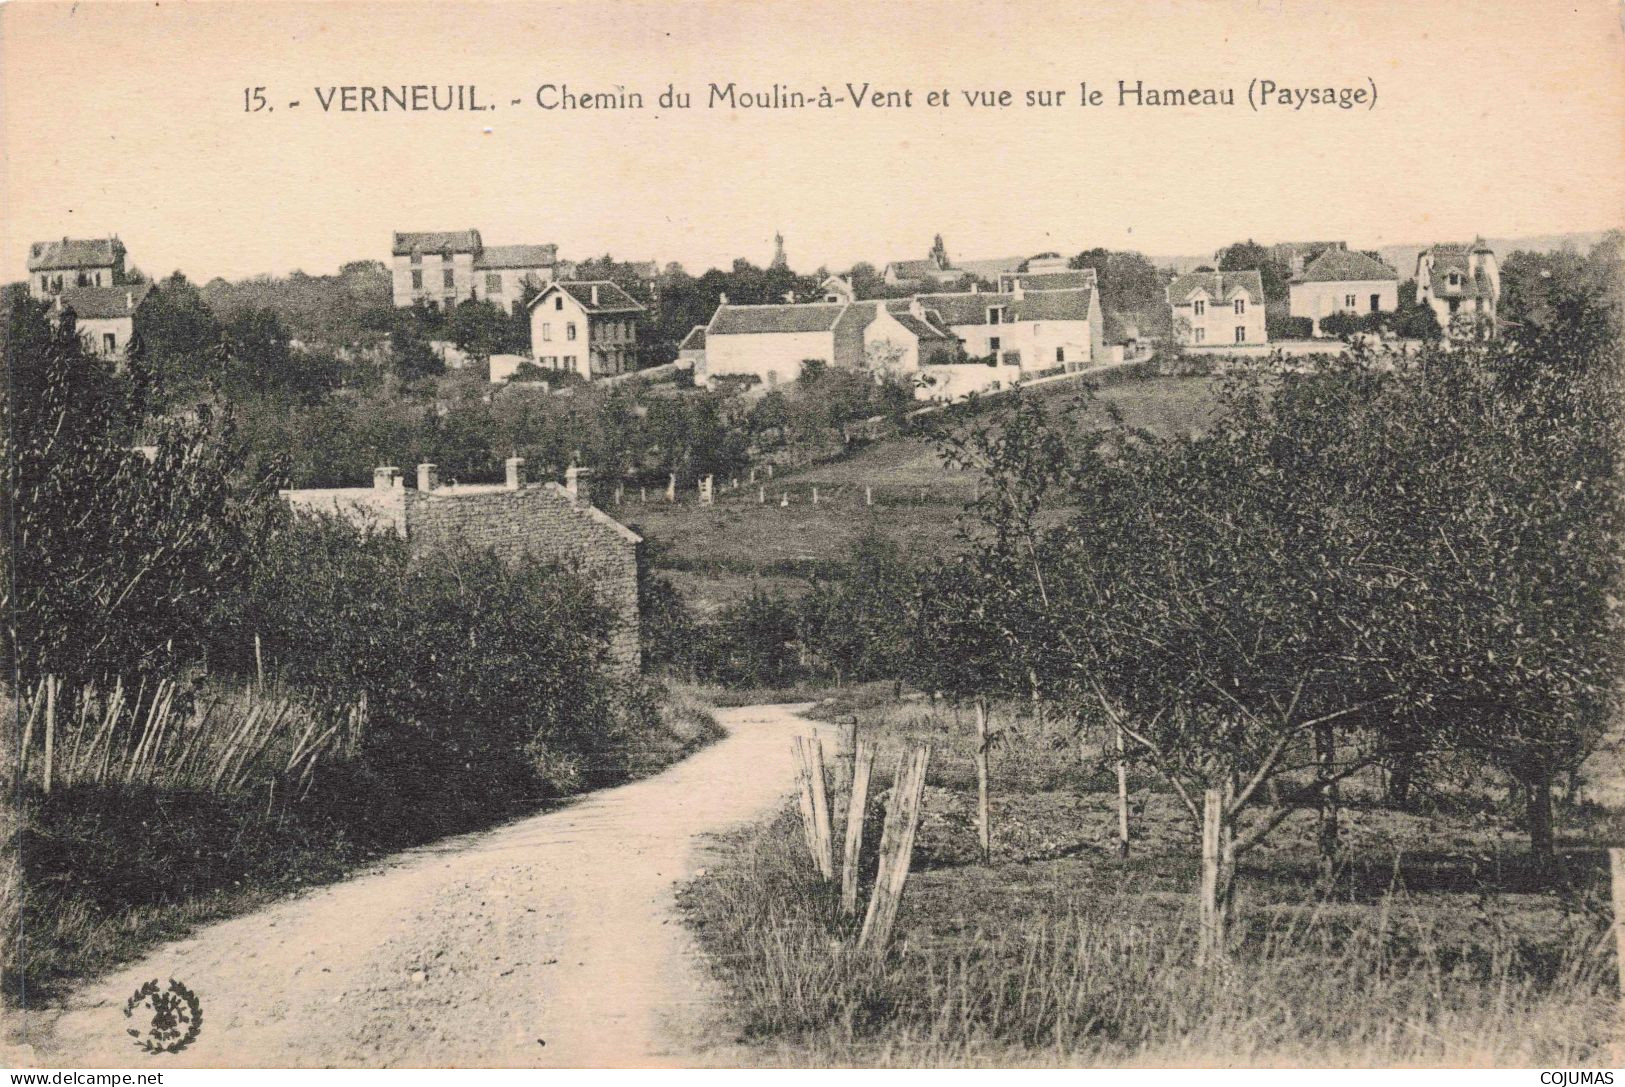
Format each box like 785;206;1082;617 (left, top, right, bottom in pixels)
630;375;1220;611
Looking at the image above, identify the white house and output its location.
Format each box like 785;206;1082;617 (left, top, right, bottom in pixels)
862;301;960;372
702;302;869;388
1416;239;1499;338
28;237;129;300
527;281;645;379
1166;270;1268;347
55;283;155;363
1288;249;1399;334
916;283;1102;372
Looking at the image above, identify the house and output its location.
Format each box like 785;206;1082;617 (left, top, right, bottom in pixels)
820;275;856;303
472;244;561;308
27;236;128;299
1415;239;1499;338
282;461;641;673
1166;270;1268;346
55;283;155;363
392;230;563;310
998;268;1098;293
882;234;1022;288
703;301;869;388
1269;240;1346;280
677;325;707;376
527;281;646;379
864;300;961;371
916;282;1103;371
1288;249;1399;334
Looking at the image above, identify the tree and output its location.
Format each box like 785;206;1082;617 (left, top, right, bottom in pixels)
446;298;514;361
1216;239;1290;303
128;271;225;409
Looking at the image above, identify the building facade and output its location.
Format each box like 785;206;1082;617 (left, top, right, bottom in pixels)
916;283;1102;371
702;301;867;387
392;230;563;310
1288;249;1400;334
471;244;561;307
1415;240;1500;338
1166;270;1269;346
527;281;646;379
282;461;641;673
28;237;129;299
55;283;155;363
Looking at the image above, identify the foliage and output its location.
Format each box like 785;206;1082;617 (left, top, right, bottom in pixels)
1216;239;1290;303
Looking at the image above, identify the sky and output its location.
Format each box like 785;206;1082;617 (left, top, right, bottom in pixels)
2;0;1622;284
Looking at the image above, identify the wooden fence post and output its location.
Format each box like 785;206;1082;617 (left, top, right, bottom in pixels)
793;736;835;880
41;676;57;795
974;697;991;863
1116;721;1131;858
859;743;931;953
1610;847;1625;998
1199;787;1223;965
841;740;875;916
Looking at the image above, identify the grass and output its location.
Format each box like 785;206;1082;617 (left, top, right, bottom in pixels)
4;683;724;1006
679;694;1624;1066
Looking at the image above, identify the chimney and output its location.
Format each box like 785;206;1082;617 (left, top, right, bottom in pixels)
719;291;728;305
505;456;526;490
590;284;599;306
373;466;400;491
126;291;133;310
417;463;438;492
971;283;979;294
564;465;591;504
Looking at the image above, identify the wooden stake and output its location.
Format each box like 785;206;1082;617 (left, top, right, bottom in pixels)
1199;787;1223;965
808;737;835;880
859;743;931;953
254;633;265;688
841;740;875;916
974;697;991;863
1610;847;1625;997
865;485;873;506
1116;721;1131;858
792;737;820;870
41;675;57;795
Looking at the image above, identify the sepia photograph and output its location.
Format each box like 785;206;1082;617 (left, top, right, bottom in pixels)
2;0;1624;1072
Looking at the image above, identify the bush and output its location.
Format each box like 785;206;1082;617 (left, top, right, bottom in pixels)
1267;313;1314;340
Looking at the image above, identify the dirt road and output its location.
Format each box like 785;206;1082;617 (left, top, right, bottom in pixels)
12;704;819;1068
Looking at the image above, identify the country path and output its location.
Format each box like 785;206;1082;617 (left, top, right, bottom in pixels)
10;703;824;1068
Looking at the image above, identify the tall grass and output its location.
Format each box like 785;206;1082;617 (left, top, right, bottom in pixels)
10;675;362;802
682;810;1619;1067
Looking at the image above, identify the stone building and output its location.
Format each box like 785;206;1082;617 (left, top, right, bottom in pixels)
27;236;128;299
282;460;641;673
391;230;563;310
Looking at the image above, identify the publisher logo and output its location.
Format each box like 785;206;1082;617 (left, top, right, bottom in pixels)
122;978;203;1054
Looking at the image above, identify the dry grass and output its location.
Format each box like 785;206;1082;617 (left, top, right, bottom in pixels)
679;694;1624;1066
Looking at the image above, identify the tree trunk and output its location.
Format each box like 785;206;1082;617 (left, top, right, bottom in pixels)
1385;752;1414;811
1115;721;1131;858
1527;767;1555;865
1315;722;1339;889
1198;786;1236;966
974;697;991;864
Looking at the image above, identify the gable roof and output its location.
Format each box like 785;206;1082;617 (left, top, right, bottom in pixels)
916;286;1097;326
57;282;153;319
708;302;849;335
1419;244;1495;299
885;260;939;279
1166;270;1265;306
475;244;558;270
535;280;646;314
1296;248;1397;283
891;310;957;342
679;325;707;351
392;230;482;256
28;237;125;271
999;268;1098;292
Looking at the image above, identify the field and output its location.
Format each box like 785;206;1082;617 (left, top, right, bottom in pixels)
679;688;1625;1066
629;375;1220;612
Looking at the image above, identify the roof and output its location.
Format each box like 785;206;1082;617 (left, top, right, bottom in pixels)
57;282;153;319
392;230;482;256
475;244;558;269
1295;248;1398;283
1420;244;1496;299
709;302;849;335
885;260;940;279
28;237;125;271
1166;270;1265;306
999;269;1098;292
891;310;957;342
917;287;1097;326
678;325;707;351
536;280;646;314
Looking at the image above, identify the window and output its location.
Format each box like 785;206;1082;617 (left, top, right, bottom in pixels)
1344;294;1357;308
988;307;1002;325
554;296;564;310
1193;300;1205;316
1235;326;1246;344
989;336;1001;352
94;272;103;286
541;323;551;341
1370;293;1381;312
39;276;47;292
567;322;577;341
411;270;423;289
1194;328;1206;344
1448;272;1461;287
564;355;577;373
102;333;117;353
1449;299;1461;314
443;269;455;289
486;273;502;294
1234;298;1245;314
411;250;422;265
1055;347;1065;363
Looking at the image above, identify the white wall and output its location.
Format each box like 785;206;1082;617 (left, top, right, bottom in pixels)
705;330;835;388
529;291;592;377
916;361;1023;402
1172;292;1268;346
1289;280;1399;332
